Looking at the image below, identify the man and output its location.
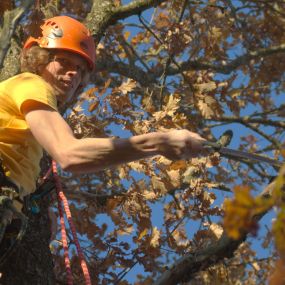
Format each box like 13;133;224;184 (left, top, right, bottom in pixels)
0;15;205;211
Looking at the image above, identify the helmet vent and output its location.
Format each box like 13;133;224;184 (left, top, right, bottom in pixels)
44;21;58;28
80;41;88;51
47;27;63;39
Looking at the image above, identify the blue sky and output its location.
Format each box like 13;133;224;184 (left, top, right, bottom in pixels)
101;2;280;283
58;1;284;283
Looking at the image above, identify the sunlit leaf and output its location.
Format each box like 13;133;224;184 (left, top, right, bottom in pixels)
150;227;160;248
118;78;136;95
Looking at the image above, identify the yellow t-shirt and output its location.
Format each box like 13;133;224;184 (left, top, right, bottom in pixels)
0;72;58;197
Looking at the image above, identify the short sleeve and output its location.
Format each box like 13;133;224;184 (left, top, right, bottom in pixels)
8;72;58;114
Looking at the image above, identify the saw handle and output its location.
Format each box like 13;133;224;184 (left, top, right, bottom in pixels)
202;141;222;151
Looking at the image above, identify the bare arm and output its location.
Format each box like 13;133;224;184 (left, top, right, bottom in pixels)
23;102;205;174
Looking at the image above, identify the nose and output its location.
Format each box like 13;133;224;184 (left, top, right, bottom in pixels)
65;64;82;80
66;68;79;77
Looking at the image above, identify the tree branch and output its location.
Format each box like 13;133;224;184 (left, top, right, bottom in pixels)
86;0;168;42
94;42;285;86
166;44;285;75
95;54;157;86
154;181;276;285
206;116;285;129
0;0;34;69
112;0;166;20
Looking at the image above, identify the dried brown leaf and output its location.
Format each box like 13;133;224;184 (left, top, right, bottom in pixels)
150;227;160;248
197;95;223;119
194;81;217;93
118;79;136;95
151;176;168;195
117;225;133;235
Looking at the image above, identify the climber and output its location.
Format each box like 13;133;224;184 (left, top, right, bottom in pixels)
0;15;206;214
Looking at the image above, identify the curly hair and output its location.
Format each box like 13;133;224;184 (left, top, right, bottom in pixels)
20;45;52;75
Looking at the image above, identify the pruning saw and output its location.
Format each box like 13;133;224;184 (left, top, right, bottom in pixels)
203;141;283;169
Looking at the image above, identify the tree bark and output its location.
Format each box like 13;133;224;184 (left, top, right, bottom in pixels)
0;196;55;285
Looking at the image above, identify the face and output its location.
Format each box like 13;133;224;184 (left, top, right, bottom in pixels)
40;50;88;103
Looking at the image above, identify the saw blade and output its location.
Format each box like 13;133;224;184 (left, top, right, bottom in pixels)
203;141;283;168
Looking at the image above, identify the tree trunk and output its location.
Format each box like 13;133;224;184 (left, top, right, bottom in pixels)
0;196;55;285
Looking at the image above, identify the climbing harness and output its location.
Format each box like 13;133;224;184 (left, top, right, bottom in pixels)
0;163;28;266
0;160;91;284
28;172;56;214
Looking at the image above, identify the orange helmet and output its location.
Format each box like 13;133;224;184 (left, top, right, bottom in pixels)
23;16;96;70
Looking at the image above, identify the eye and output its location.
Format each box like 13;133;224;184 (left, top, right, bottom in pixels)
54;56;85;75
76;65;85;74
54;57;67;66
56;58;69;65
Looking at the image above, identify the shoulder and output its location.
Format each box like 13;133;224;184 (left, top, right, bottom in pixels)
8;72;54;95
11;72;52;89
4;72;53;94
8;72;58;113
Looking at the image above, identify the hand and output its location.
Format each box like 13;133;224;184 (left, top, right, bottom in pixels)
159;129;206;160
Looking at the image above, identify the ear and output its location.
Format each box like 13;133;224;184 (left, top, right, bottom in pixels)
37;64;46;75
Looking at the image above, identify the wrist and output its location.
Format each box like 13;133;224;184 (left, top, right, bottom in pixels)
129;132;167;156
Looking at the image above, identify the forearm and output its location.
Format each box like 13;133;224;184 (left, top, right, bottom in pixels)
61;132;166;173
24;105;205;173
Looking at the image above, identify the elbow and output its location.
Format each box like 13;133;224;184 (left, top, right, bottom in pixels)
57;157;82;174
51;141;106;173
59;160;74;173
54;148;78;173
51;139;84;173
55;150;102;174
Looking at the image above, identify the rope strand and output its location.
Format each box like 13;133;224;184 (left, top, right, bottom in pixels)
52;161;92;285
52;161;73;285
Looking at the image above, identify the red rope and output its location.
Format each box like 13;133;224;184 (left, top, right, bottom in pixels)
42;167;52;181
52;161;73;285
52;161;92;285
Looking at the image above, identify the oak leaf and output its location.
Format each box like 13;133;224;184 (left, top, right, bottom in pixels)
150;227;160;248
164;94;180;114
170;160;187;170
156;156;172;166
138;228;148;240
172;228;190;248
153;94;180;121
142;190;157;200
183;166;200;183
210;26;223;40
155;12;171;29
228;88;242;98
151;176;168;195
128;161;145;172
166;169;180;188
117;225;133;236
209;223;223;239
118;78;136;95
124;31;130;40
197;95;223;119
118;166;128;179
88;100;99;113
224;185;273;239
194;81;216;93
